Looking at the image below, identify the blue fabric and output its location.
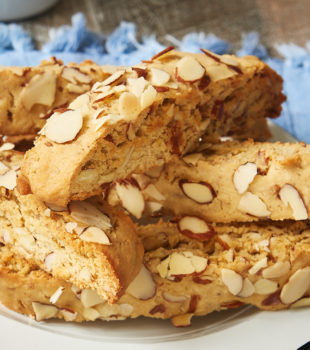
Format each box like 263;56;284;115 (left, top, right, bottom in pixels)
0;13;308;142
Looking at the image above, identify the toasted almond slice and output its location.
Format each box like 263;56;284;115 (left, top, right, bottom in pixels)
221;268;243;295
21;71;56;110
249;257;268;275
279;184;308;220
238;192;270;217
262;261;291;279
62;67;92;84
68;93;90;109
80;289;104;308
162;292;187;303
140;85;157;110
60;309;78;321
180;180;216;204
32;302;58;321
44;252;57;272
68;201;111;231
0;162;9;175
238;278;255;298
0;169;16;190
178;216;214;241
150;67;170;86
175;56;205;82
118;92;141;121
50;286;65;304
127;77;147;97
233;162;257;194
254;279;278;295
44;109;83;143
182;153;203;166
126;265;156;300
280;267;310;304
115;181;145;219
291;297;310;308
79;226;110;245
143;184;165;201
101;70;125;86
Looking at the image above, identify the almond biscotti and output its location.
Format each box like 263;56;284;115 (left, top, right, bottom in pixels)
20;49;285;206
0;150;143;303
108;140;310;221
1;220;310;324
0;58;113;136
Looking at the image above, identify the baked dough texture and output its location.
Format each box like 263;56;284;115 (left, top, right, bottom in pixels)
0;58;114;136
0;219;310;324
0;150;143;303
108;140;310;222
21;50;285;206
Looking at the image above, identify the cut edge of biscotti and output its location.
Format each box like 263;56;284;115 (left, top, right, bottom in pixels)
0;149;144;303
20;49;285;206
1;219;310;324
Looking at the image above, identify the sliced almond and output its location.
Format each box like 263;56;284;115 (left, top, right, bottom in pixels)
82;307;100;321
280;267;310;304
249;257;268;275
175;56;205;82
80;289;104;308
131;173;151;190
178;216;214;241
69;93;90;109
21;71;56;110
44;202;67;212
204;65;235;82
44;252;56;272
69;201;111;231
145;201;162;215
179;180;216;204
44;109;83;143
62;67;92;84
79;226;110;245
238;192;270;217
221;268;243;295
65;222;78;234
262;261;291;279
115;181;145;219
170;313;193;327
182;153;203;166
2;230;12;244
238;278;255;298
118;92;141;121
66;84;90;94
279;184;308;220
0;143;14;152
32;302;58;321
0;162;9;175
127;77;147;97
0;169;16;190
50;286;64;304
143;184;165;201
60;309;78;321
157;251;207;279
126;265;156;300
101;70;125;86
140;85;157;110
233;162;257;194
254;279;278;295
162;292;187;303
150;67;170;86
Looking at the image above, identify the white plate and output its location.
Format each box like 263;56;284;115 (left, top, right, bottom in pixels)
0;121;309;350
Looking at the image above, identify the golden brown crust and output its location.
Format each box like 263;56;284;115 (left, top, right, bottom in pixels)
1;220;310;323
0;150;143;303
109;141;310;222
21;51;285;206
0;58;112;135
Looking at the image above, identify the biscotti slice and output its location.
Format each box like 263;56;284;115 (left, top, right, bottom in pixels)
20;49;285;206
0;58;115;136
0;150;143;303
1;220;310;324
107;140;310;221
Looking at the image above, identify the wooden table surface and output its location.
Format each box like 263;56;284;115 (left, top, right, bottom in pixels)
19;0;310;54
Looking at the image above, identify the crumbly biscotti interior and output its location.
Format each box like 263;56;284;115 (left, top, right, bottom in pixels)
107;140;310;222
21;49;285;206
0;150;144;302
1;219;310;324
0;58;115;136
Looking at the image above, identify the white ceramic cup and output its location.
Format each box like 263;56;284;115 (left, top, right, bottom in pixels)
0;0;59;21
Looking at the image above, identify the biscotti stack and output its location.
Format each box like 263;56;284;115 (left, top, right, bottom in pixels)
1;47;309;327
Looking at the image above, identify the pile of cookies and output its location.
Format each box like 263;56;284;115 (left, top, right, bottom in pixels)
0;47;309;326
